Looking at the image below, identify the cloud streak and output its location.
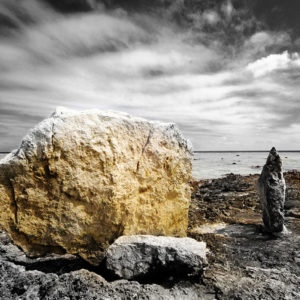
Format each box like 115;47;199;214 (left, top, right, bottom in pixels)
0;0;300;151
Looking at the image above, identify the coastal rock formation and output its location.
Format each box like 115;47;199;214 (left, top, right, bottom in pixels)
258;147;286;233
190;171;300;299
0;108;192;265
1;170;300;299
0;230;212;300
0;263;208;300
105;235;208;280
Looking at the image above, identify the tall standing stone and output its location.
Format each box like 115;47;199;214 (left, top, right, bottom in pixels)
258;147;286;233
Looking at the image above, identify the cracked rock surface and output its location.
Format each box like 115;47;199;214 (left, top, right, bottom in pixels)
105;235;208;280
0;171;299;299
0;108;192;265
0;230;213;300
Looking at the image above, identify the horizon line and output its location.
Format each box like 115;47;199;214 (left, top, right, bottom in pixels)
194;150;300;153
1;150;300;154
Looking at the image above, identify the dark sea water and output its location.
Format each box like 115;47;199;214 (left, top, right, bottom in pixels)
1;151;299;180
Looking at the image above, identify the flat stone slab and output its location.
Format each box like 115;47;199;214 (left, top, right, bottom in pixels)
105;235;208;280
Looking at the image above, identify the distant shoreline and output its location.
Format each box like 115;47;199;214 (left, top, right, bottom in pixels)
1;150;300;154
194;150;300;153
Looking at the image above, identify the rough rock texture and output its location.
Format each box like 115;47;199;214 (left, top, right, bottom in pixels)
258;147;286;233
0;231;214;300
0;108;192;265
190;171;300;299
1;171;299;299
105;235;208;280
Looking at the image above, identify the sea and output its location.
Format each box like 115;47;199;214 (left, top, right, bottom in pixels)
192;151;300;179
0;151;299;180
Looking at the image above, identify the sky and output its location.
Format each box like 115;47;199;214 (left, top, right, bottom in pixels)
0;0;300;151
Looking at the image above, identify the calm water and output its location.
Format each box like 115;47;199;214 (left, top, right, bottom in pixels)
1;151;299;179
193;151;300;179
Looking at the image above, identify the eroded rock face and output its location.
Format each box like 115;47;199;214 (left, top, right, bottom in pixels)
105;235;208;280
0;108;192;265
0;262;210;300
258;147;286;233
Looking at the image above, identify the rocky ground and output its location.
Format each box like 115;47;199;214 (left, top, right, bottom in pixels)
1;171;299;299
189;171;300;299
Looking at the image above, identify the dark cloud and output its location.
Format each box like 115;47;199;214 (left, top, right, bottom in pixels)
225;88;285;102
251;0;300;37
0;0;54;36
44;0;99;12
0;81;43;92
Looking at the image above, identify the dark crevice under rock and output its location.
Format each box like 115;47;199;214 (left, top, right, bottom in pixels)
0;231;202;288
0;238;100;277
23;257;99;275
103;257;205;287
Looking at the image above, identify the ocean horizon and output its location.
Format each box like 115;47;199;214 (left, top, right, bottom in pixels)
1;150;299;180
193;151;300;179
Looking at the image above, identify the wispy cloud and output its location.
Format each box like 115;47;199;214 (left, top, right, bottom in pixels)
0;0;300;151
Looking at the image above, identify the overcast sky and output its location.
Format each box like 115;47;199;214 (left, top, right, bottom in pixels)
0;0;300;151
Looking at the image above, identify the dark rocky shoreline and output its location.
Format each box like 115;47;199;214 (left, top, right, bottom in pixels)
189;171;300;299
1;171;299;299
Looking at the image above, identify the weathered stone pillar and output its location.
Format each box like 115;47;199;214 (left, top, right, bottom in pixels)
258;147;286;233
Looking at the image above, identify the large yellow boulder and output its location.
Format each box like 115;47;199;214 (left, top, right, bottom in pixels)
0;108;192;265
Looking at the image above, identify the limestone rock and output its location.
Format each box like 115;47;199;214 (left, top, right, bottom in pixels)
0;108;192;265
258;147;286;233
105;235;208;280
